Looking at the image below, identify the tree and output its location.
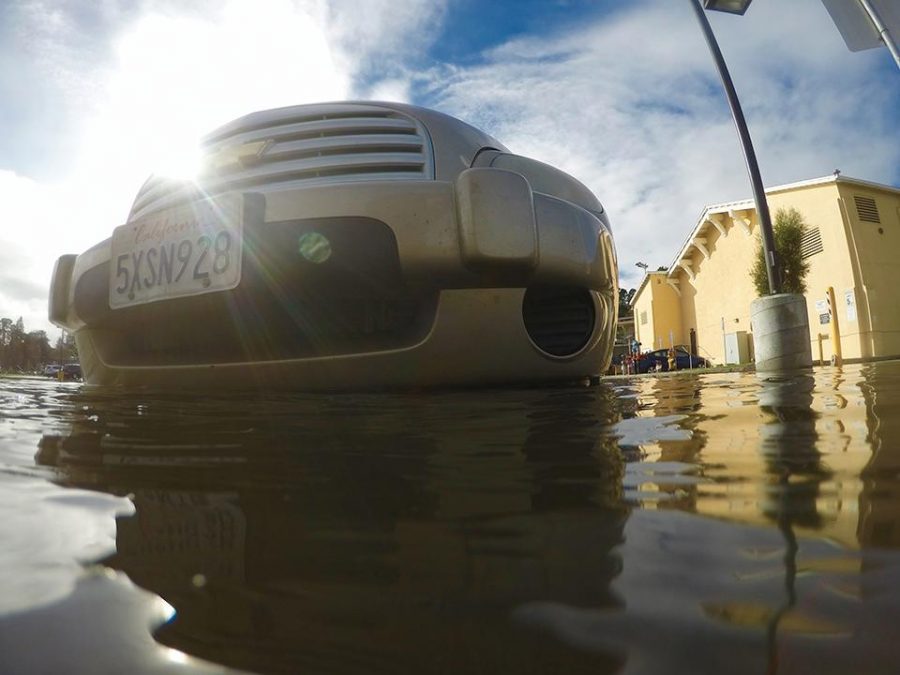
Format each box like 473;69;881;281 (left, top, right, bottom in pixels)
0;318;12;369
751;207;811;297
55;331;79;364
7;317;26;371
24;331;52;370
618;287;636;318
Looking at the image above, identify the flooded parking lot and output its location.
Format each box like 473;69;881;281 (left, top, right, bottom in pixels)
2;362;900;674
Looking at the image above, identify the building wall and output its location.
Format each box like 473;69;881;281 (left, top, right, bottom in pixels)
685;183;865;364
838;183;900;359
673;266;694;350
767;183;860;361
632;272;682;351
650;275;683;350
632;278;655;351
678;209;760;363
634;177;899;366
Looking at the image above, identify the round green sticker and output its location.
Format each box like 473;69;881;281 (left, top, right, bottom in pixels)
297;231;332;263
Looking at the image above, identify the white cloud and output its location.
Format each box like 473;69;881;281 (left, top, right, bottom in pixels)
0;171;72;333
363;77;413;103
76;0;349;181
324;0;448;76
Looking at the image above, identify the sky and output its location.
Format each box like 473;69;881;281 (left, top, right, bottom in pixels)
1;0;898;337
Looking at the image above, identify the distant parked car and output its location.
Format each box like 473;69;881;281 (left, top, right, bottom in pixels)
41;363;82;380
61;363;83;381
636;347;708;374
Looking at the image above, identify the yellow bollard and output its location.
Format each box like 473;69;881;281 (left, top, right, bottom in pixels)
827;286;842;366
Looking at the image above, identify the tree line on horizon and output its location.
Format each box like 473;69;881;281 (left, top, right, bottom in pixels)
0;317;78;372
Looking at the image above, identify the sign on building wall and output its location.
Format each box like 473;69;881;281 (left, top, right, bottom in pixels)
845;289;858;322
816;299;831;325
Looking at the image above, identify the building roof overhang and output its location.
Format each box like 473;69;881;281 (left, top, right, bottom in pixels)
663;174;900;281
631;270;668;307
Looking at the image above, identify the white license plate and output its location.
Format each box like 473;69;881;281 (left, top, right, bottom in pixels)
109;196;243;310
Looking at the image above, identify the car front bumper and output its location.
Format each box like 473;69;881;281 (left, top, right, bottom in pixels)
50;168;617;388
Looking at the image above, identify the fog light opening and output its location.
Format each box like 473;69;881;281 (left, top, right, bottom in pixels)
522;286;595;358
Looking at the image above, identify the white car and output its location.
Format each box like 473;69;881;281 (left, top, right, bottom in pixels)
49;102;617;389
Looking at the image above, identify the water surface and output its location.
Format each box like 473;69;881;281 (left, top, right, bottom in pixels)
2;363;900;673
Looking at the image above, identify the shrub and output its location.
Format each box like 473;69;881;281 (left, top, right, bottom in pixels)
750;207;810;297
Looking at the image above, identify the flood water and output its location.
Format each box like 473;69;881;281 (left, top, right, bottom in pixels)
2;363;900;674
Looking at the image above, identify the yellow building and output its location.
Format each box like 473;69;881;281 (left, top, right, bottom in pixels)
632;175;900;364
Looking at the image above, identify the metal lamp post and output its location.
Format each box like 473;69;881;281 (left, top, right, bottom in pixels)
692;0;813;371
690;0;782;295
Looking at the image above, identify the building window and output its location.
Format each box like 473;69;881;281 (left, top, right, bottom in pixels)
854;195;880;223
800;227;824;259
640;311;648;325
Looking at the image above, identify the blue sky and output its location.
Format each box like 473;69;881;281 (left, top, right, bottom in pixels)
1;0;898;335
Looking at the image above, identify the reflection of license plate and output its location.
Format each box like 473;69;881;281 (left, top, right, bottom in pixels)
109;196;243;310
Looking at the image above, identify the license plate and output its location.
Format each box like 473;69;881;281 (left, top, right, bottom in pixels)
109;196;243;310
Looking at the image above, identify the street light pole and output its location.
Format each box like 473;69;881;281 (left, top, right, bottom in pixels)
689;0;782;295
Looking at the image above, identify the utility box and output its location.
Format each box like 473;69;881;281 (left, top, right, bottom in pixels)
725;331;750;364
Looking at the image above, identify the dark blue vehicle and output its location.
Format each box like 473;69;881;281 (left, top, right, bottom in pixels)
636;347;708;373
61;363;83;381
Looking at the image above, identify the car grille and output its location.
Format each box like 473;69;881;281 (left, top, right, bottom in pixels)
129;103;435;221
522;287;596;357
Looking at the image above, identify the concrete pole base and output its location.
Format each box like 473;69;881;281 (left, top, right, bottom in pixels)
750;293;813;372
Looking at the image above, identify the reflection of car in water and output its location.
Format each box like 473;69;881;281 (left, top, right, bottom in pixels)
49;102;617;390
636;347;708;374
35;388;628;672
